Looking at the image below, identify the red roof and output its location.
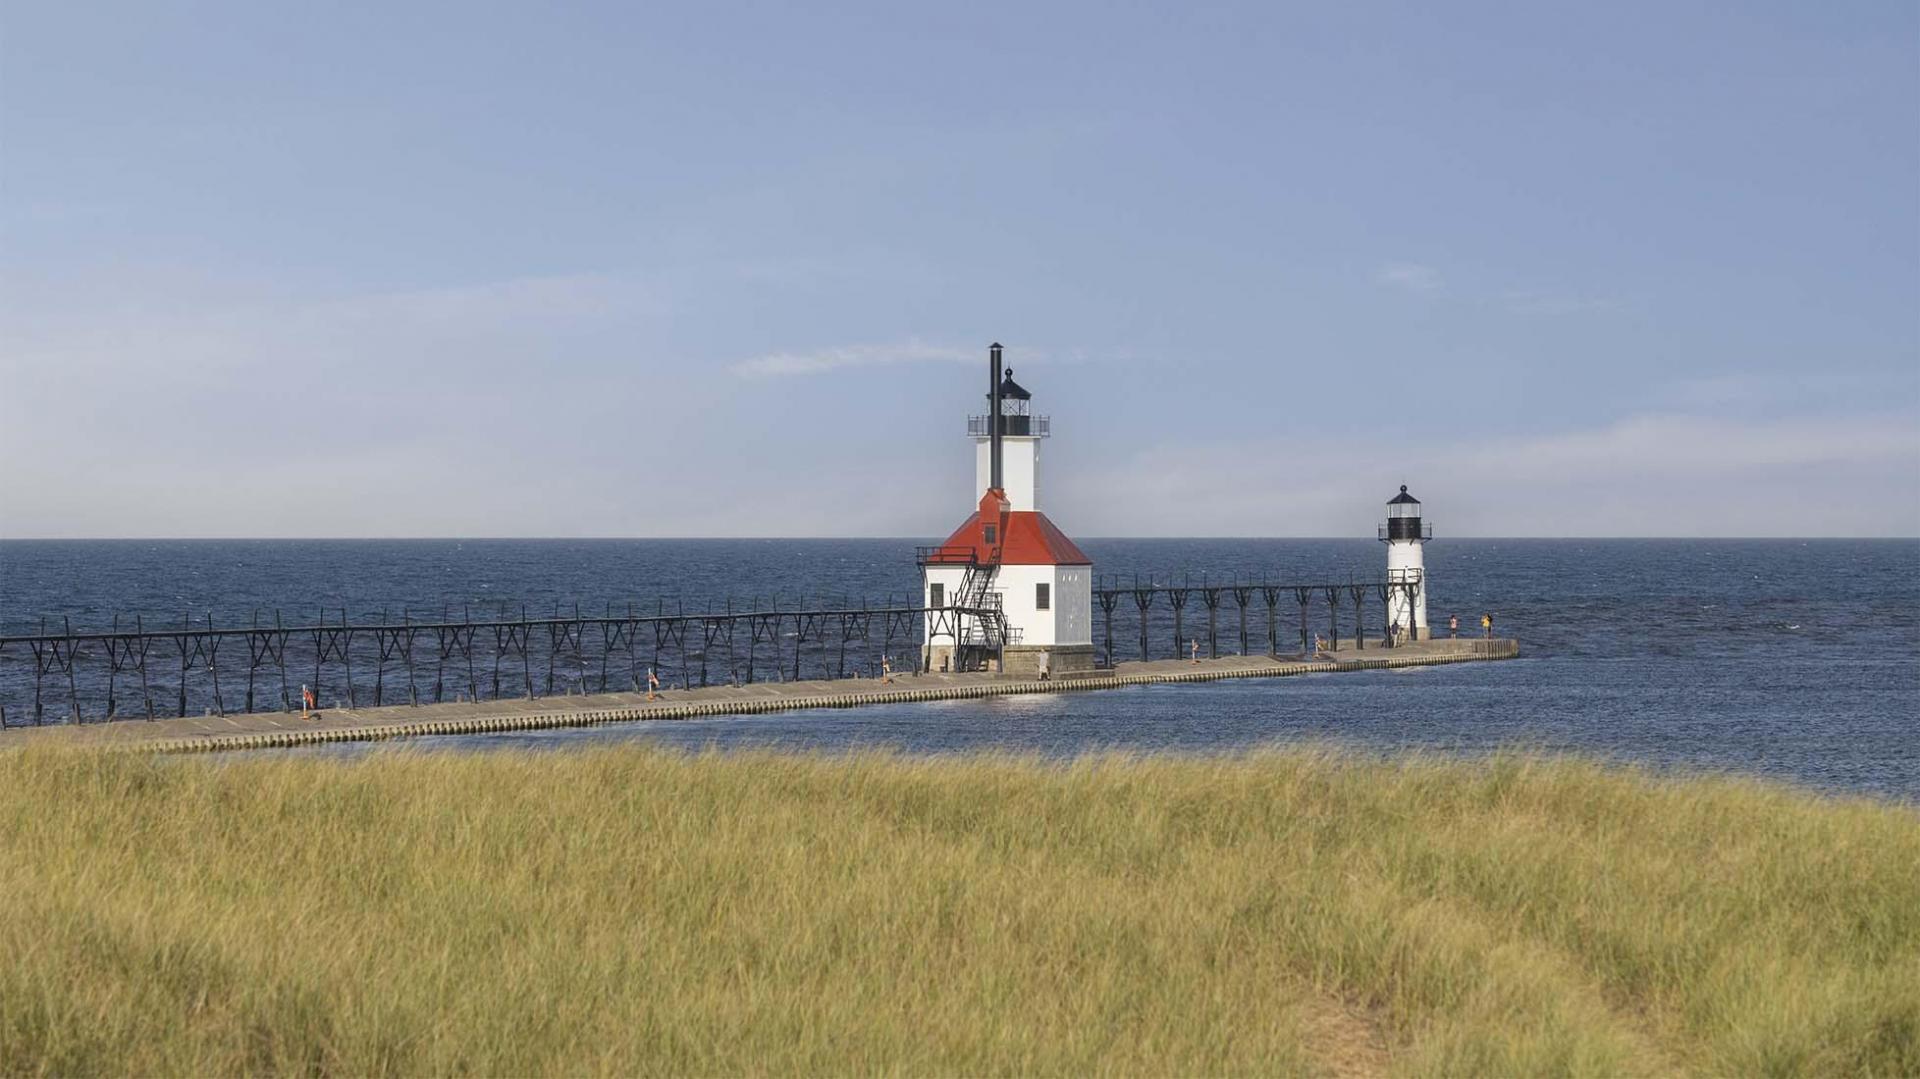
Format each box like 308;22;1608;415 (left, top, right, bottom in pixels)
930;501;1091;566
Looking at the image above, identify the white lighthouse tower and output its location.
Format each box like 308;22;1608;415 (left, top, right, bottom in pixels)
972;365;1042;510
921;344;1095;675
1382;485;1431;640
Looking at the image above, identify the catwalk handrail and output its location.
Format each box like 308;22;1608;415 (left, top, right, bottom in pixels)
0;579;1417;652
0;604;951;646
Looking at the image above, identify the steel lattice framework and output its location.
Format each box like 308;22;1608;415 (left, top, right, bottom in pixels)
1092;574;1422;666
0;600;994;728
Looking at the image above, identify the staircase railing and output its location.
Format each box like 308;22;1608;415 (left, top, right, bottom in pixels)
916;544;1009;671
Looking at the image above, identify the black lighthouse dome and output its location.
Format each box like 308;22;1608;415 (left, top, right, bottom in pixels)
997;368;1031;402
1383;485;1428;541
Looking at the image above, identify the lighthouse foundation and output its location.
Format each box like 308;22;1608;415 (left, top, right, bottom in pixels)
1002;644;1097;677
921;644;1097;676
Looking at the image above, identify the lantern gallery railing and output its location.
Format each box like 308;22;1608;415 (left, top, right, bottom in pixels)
965;414;1050;438
0;601;998;728
1378;522;1434;542
1089;574;1424;667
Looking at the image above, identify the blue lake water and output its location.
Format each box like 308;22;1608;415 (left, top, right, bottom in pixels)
1;538;1915;799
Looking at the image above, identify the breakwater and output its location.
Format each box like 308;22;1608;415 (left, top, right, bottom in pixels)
0;638;1518;754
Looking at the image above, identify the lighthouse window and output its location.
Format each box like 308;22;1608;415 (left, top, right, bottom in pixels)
1036;583;1050;610
984;524;997;544
930;583;945;608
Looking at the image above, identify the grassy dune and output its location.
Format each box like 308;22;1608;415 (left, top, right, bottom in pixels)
2;746;1915;1076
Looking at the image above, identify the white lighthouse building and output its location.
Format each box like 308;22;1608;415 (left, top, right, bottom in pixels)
1382;485;1431;640
921;344;1094;675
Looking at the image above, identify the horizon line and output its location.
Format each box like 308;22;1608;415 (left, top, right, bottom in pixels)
2;535;1915;543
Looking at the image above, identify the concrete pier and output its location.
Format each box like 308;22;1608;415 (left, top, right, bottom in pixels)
0;637;1519;755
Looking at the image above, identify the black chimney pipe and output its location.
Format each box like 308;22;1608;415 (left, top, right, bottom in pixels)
988;342;1004;492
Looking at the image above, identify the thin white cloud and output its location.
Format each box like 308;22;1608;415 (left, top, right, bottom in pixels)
1375;262;1442;292
0;271;702;538
731;339;978;377
1499;291;1620;315
0;272;653;384
1660;371;1920;411
1373;265;1619;315
1446;412;1918;482
1060;410;1920;537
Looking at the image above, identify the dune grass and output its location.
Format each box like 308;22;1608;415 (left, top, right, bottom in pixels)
0;745;1914;1077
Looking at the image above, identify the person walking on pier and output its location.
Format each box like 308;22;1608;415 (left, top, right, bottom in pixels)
1449;614;1459;637
881;655;894;684
300;684;316;720
1189;638;1200;664
1481;613;1493;638
646;667;660;701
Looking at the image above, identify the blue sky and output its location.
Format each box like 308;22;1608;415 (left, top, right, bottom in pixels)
2;0;1915;537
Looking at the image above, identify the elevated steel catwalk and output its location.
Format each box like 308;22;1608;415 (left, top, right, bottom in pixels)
0;574;1421;728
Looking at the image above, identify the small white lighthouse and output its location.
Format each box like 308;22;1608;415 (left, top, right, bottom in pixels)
1382;485;1430;640
921;344;1094;675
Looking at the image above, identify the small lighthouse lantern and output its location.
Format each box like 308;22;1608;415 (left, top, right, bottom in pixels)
992;368;1034;435
1381;484;1431;641
1383;485;1428;541
968;353;1048;441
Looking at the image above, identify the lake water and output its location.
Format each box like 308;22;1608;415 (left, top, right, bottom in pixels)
1;538;1915;799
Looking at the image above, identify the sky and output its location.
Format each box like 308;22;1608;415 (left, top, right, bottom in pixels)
2;0;1916;538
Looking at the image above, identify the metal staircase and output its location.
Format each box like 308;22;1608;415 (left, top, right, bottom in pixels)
953;558;1007;671
915;545;1011;672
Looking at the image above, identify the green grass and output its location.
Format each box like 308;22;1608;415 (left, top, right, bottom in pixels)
1;745;1914;1076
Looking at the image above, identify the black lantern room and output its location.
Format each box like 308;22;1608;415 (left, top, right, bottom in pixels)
1383;485;1428;541
968;346;1050;439
993;368;1034;435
